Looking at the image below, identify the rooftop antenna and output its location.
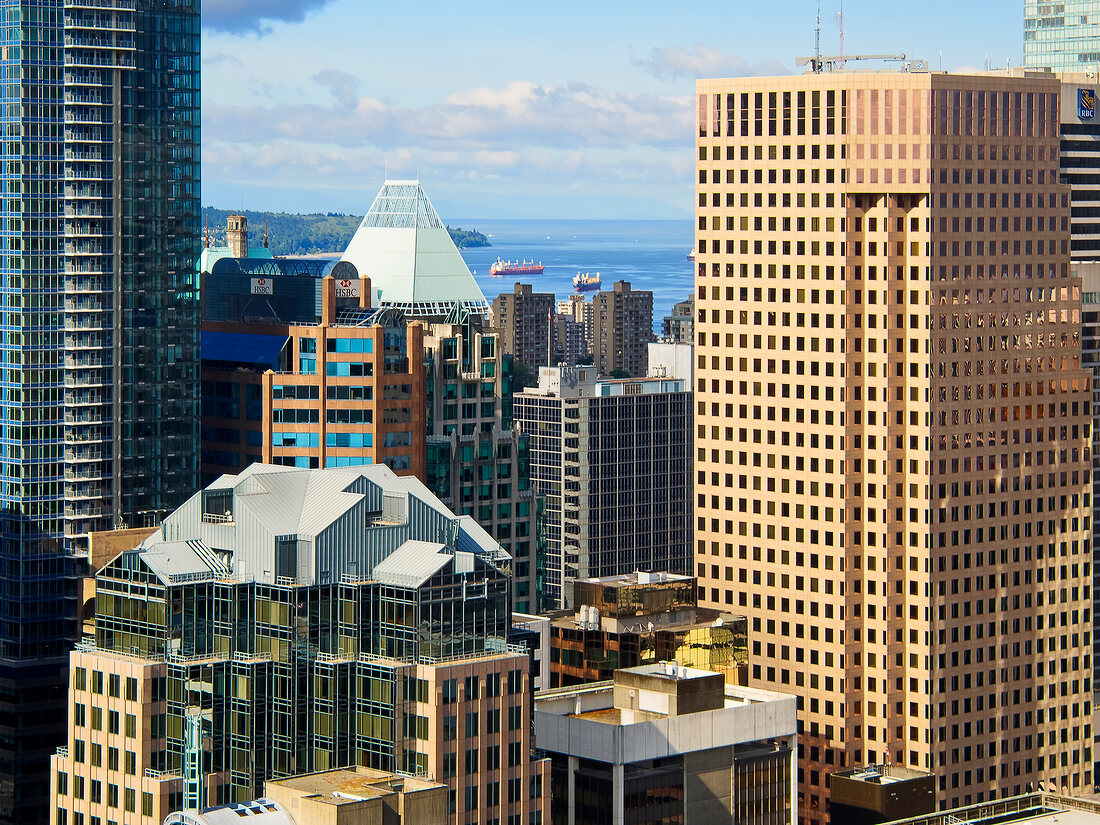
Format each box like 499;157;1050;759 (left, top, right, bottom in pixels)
263;217;268;249
203;215;209;249
814;0;821;72
837;1;844;70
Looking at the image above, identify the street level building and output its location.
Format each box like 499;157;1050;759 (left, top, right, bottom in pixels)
535;664;797;825
548;571;747;687
0;2;202;820
589;281;654;377
694;70;1092;818
49;464;547;825
515;366;692;609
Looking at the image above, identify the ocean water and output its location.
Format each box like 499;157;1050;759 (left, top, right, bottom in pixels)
455;219;695;329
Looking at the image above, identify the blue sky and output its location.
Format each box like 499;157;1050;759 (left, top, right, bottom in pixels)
202;0;1023;220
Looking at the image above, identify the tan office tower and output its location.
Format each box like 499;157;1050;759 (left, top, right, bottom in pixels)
694;70;1093;823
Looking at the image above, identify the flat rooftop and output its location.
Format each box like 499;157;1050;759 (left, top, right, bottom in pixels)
883;793;1100;825
835;764;933;786
266;767;442;803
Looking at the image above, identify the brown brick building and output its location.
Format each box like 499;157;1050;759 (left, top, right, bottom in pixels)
589;281;654;377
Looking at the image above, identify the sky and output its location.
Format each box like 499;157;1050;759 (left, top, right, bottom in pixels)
202;0;1024;220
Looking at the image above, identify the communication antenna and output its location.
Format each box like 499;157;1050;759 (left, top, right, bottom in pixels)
837;1;844;69
263;217;268;249
815;0;821;70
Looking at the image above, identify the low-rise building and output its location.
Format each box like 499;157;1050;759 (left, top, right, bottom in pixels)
549;571;747;687
535;664;797;825
829;765;936;825
264;768;447;825
163;769;447;825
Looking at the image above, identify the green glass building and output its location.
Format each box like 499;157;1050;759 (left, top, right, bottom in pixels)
0;1;200;820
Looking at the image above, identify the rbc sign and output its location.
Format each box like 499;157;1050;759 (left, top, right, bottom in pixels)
1080;88;1096;120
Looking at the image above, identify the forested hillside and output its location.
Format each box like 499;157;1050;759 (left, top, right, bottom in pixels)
201;207;489;256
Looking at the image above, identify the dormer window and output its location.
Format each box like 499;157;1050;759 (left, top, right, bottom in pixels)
201;490;233;523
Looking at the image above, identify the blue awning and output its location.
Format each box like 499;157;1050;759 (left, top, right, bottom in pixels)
201;331;288;369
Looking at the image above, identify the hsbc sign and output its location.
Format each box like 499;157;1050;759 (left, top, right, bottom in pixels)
335;278;360;298
250;277;272;295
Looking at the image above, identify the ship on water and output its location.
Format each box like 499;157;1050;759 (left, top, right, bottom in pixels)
573;271;601;292
489;257;544;276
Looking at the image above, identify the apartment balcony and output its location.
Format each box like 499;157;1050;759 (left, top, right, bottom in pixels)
64;410;107;425
64;375;110;390
63;503;107;520
64;243;106;257
64;0;137;9
64;447;104;465
65;484;109;501
64;468;110;483
63;94;107;108
64;388;108;405
64;353;107;369
64;185;108;200
65;277;108;294
65;334;107;350
64;52;135;71
64;262;108;276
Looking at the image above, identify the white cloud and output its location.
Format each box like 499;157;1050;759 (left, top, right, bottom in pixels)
635;44;789;80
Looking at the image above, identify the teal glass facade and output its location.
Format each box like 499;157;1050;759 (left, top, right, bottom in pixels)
0;1;199;820
1025;0;1100;71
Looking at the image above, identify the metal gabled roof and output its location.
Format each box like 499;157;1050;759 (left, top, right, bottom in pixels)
338;180;487;312
371;540;451;588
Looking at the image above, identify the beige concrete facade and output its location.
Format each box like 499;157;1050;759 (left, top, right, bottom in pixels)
394;652;549;825
50;649;204;825
694;70;1093;822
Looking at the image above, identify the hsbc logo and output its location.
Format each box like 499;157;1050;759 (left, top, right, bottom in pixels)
336;278;360;298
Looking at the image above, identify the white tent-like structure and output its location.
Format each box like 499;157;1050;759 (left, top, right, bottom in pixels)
338;180;488;315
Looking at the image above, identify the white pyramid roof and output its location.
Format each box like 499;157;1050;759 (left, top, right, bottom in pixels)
339;180;487;314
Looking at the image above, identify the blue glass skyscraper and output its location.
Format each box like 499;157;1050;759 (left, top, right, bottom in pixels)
0;1;199;820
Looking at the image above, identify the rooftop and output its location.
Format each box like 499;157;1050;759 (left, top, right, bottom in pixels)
882;793;1100;825
114;464;509;588
572;570;693;587
834;764;933;786
265;766;444;803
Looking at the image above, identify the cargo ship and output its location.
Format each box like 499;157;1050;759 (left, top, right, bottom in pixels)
489;257;544;277
573;271;601;292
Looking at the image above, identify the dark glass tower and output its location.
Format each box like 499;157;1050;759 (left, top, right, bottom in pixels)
0;1;199;820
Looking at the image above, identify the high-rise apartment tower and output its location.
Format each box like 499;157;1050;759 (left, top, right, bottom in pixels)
0;2;200;820
694;71;1092;821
